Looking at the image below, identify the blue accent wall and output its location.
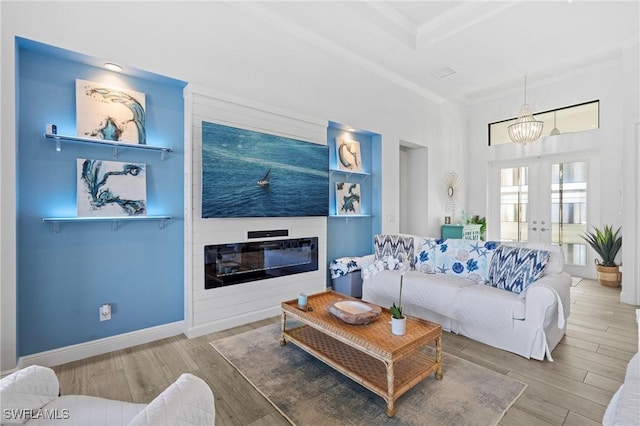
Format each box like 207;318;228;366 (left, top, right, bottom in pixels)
17;44;186;356
326;124;382;287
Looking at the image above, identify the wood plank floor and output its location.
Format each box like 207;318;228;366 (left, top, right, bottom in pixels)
52;278;638;425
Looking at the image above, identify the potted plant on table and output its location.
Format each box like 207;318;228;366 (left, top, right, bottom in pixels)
580;225;622;287
363;255;408;335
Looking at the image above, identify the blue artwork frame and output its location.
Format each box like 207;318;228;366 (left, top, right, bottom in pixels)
201;121;329;218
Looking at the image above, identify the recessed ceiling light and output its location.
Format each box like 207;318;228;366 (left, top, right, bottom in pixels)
104;62;123;72
346;128;356;132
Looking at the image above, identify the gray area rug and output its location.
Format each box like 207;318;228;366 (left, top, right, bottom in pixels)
211;323;527;425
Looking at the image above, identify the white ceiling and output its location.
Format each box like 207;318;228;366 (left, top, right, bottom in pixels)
252;1;639;104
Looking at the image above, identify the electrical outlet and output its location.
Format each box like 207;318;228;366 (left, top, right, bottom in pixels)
100;304;111;321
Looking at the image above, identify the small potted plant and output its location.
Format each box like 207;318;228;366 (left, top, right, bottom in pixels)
363;255;407;335
580;225;622;287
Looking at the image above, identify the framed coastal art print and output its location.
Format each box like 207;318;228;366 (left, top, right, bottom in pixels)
77;158;147;217
76;79;146;145
335;182;361;215
336;138;362;172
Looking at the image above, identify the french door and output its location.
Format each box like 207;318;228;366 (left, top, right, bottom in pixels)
489;152;599;278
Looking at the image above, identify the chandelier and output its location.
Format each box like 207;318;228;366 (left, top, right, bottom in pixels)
508;75;544;144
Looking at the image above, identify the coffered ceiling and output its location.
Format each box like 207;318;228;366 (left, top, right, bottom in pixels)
248;1;639;104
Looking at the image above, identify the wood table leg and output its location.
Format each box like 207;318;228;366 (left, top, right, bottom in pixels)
435;335;443;380
385;361;396;417
280;311;287;346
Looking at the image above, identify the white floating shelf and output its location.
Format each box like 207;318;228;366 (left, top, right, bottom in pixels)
43;215;172;233
330;169;371;177
329;214;372;223
44;133;172;160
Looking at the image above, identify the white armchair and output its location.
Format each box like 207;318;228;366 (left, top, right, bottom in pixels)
1;365;215;426
602;309;640;426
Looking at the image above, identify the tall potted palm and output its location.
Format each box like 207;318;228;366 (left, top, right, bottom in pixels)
580;225;622;287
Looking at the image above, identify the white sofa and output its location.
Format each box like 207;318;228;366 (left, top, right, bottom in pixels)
0;365;215;425
603;309;640;426
362;235;572;361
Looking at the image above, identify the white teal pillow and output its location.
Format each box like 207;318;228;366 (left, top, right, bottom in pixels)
433;239;501;283
488;245;550;294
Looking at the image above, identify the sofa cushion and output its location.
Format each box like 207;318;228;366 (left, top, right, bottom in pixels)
455;284;526;330
400;271;475;318
374;234;414;268
128;373;216;426
432;239;501;284
488;245;550;294
26;396;146;425
0;365;60;425
603;352;640;426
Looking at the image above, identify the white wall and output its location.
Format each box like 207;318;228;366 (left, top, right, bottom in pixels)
621;42;640;306
0;2;18;372
1;2;455;371
466;52;639;305
184;86;329;337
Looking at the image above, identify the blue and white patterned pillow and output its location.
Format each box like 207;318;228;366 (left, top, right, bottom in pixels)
433;239;501;283
374;234;414;269
488;245;550;294
413;237;439;273
329;257;361;279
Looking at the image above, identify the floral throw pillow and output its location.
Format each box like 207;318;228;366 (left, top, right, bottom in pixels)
374;234;414;269
433;239;501;283
488;245;550;294
413;237;439;273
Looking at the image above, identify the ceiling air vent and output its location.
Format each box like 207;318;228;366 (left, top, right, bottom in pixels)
429;66;458;79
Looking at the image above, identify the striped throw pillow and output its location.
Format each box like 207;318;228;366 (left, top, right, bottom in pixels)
488;245;550;294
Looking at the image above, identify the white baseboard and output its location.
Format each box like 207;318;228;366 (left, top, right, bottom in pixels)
17;321;185;369
185;307;280;338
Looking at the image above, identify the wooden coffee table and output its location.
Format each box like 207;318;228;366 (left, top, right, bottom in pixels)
280;290;442;417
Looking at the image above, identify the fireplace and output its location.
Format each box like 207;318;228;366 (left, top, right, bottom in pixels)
204;237;319;289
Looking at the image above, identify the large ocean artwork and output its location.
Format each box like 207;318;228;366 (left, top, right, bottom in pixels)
76;79;146;145
77;158;147;217
202;121;329;218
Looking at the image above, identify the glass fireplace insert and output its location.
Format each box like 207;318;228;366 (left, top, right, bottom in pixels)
204;237;318;289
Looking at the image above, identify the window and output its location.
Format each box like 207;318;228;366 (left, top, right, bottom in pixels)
499;167;528;242
552;161;587;266
489;100;599;146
